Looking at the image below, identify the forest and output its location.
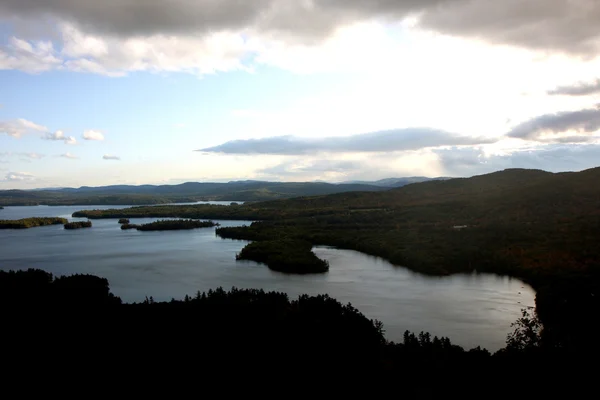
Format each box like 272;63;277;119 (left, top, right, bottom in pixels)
0;268;592;391
134;219;217;231
232;238;329;273
64;221;92;229
0;180;388;206
0;217;68;229
74;167;600;350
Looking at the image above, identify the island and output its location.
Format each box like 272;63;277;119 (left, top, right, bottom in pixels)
123;219;218;231
0;217;68;229
121;223;139;230
64;221;92;229
73;167;600;351
235;239;329;274
118;218;130;224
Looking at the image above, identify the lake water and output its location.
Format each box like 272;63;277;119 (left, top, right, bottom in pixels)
0;205;535;351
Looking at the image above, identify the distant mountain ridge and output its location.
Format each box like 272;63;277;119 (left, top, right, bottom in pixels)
0;179;395;206
342;176;450;187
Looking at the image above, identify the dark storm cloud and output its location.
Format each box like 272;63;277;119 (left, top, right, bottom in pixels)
0;0;437;37
507;107;600;140
548;79;600;96
197;128;497;155
2;1;597;54
420;0;600;54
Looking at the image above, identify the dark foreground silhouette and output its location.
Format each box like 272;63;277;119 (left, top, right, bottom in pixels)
0;268;595;391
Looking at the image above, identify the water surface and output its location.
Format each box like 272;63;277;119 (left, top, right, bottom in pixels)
0;205;535;350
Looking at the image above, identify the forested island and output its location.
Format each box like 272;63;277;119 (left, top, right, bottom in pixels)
0;268;592;391
122;219;217;231
73;167;600;350
64;221;92;230
233;239;329;274
0;217;68;229
120;223;139;230
118;218;130;224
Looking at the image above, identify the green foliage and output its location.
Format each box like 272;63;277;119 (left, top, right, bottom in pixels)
235;239;329;274
0;217;68;229
64;221;92;229
136;219;217;231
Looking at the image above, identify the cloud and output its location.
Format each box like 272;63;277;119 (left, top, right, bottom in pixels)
44;130;78;144
420;0;600;55
4;171;35;182
435;144;600;176
259;159;363;177
2;23;250;76
20;152;44;159
103;154;120;160
0;118;47;138
548;79;600;96
198;128;497;155
507;107;600;141
60;152;79;159
0;37;62;73
1;1;599;77
83;129;105;141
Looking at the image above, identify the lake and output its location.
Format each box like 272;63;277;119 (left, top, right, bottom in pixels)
0;204;535;351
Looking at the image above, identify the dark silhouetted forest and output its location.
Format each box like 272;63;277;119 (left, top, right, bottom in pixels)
0;268;593;391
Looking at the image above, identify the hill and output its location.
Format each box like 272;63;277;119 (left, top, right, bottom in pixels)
342;176;449;187
74;167;600;349
0;180;389;206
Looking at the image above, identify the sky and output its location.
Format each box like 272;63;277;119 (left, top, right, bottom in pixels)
1;1;600;189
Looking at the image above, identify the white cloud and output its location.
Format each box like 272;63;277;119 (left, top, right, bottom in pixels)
44;130;77;145
20;152;44;159
4;171;35;181
3;23;251;76
83;129;105;141
103;154;120;160
0;37;62;73
60;152;78;159
0;118;47;138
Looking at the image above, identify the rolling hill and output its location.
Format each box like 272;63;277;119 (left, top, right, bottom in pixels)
0;180;390;206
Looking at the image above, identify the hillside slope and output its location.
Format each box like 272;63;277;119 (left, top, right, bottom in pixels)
0;180;388;206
